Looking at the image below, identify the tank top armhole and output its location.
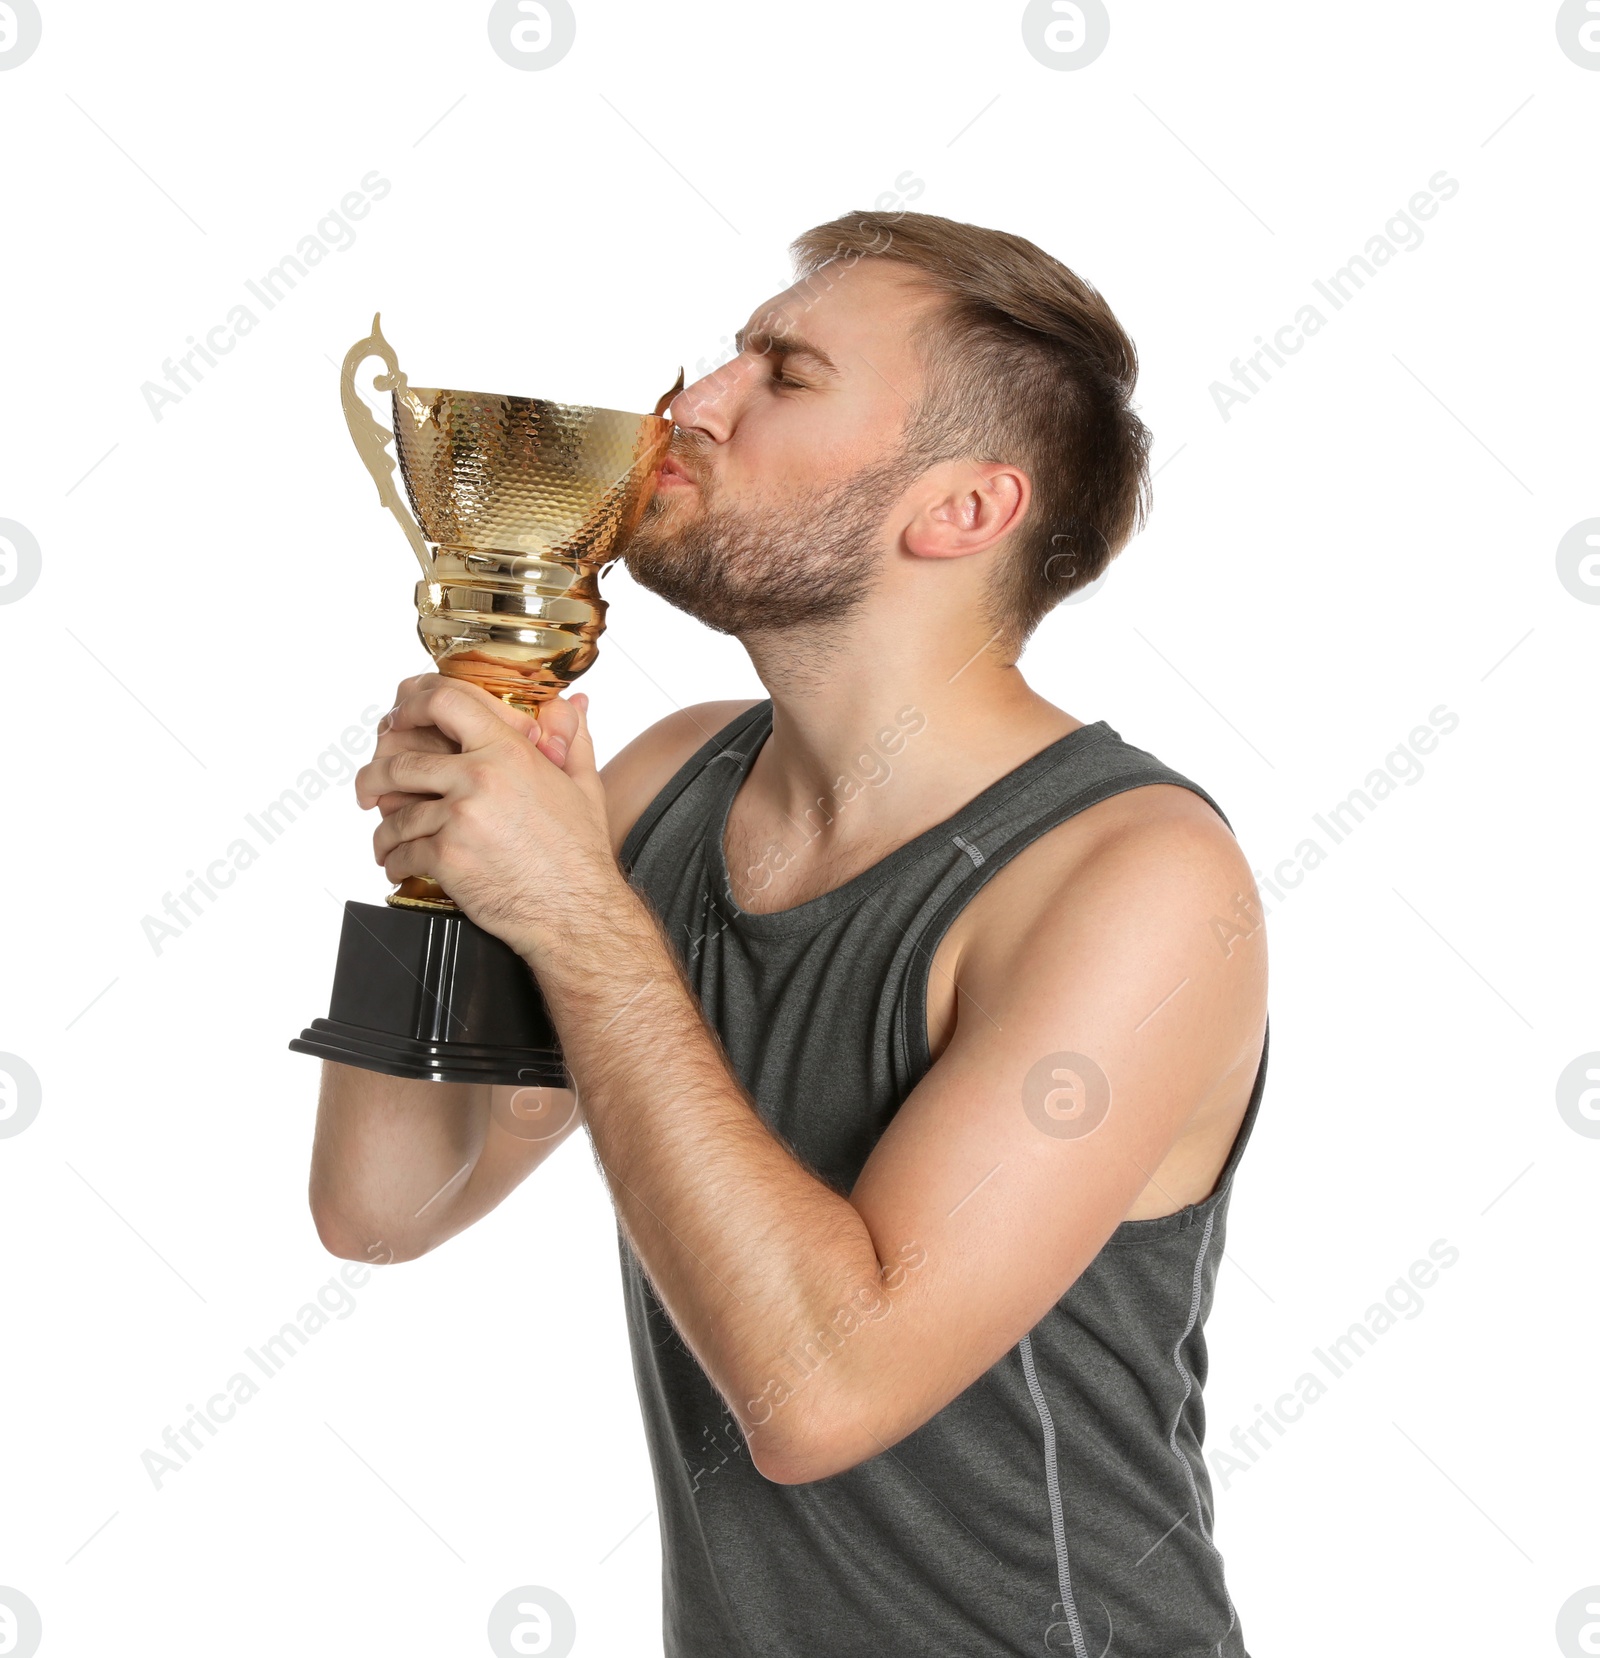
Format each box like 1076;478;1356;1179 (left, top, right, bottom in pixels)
1104;1015;1269;1243
896;767;1231;1086
618;699;773;877
890;764;1267;1242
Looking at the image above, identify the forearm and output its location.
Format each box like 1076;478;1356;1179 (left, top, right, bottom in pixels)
530;879;885;1447
308;1062;489;1261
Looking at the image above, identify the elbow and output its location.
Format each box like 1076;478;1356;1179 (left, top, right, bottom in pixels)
749;1440;838;1487
750;1433;870;1488
745;1398;879;1487
308;1187;419;1266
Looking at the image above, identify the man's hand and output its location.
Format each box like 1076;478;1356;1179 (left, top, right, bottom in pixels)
356;673;620;960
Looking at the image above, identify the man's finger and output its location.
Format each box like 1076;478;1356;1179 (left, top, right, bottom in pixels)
375;790;435;820
373;722;456;761
380;831;445;891
355;746;465;809
387;674;534;751
374;797;452;865
377;674;433;736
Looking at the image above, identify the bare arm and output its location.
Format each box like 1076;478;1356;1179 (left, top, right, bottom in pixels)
307;687;760;1262
308;1068;580;1263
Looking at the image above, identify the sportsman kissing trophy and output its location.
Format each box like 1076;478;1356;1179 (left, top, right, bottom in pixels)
290;315;679;1085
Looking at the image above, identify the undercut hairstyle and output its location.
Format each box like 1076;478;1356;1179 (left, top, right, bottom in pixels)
789;210;1152;656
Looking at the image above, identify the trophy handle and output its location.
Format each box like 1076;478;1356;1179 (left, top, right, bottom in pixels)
340;313;432;580
655;367;684;419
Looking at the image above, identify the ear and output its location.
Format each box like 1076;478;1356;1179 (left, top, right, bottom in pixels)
902;461;1030;561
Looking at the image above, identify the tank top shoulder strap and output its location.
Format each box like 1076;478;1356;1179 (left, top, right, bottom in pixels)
924;721;1234;935
619;699;772;877
900;725;1238;1075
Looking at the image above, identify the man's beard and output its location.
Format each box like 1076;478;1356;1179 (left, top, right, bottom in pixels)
623;447;918;638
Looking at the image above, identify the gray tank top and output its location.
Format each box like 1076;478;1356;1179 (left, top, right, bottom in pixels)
618;700;1267;1657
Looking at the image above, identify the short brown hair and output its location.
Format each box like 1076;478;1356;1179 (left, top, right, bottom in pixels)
789;210;1152;655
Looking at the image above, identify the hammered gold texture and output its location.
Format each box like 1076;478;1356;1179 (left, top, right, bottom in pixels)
387;383;671;710
392;386;671;563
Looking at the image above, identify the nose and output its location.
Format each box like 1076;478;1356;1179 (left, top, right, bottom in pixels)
670;350;760;442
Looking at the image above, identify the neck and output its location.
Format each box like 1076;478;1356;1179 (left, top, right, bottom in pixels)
734;612;1084;857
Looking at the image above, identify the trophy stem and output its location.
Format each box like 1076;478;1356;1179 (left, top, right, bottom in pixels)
436;655;559;718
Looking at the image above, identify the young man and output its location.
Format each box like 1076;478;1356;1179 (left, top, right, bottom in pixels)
309;210;1270;1657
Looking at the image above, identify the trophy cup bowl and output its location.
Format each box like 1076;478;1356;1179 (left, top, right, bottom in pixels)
288;315;680;1086
396;363;675;711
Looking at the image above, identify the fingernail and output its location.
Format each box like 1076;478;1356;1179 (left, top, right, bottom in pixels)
549;736;569;763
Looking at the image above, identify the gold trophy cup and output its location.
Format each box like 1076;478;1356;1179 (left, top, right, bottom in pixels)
290;316;679;1084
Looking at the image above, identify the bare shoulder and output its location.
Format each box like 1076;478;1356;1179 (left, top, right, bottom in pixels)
952;779;1266;1054
600;698;765;857
969;779;1255;932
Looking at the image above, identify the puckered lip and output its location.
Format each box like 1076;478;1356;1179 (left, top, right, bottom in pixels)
656;453;696;485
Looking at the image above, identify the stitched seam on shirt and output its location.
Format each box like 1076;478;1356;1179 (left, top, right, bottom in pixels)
1019;1333;1090;1658
952;832;985;868
1167;1207;1239;1653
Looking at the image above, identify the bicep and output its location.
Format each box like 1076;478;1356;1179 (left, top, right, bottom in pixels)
842;814;1266;1438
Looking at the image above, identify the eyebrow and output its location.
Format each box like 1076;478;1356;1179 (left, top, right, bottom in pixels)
733;324;840;376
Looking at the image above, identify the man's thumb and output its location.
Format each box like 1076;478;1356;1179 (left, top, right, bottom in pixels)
567;692;599;778
527;694;579;766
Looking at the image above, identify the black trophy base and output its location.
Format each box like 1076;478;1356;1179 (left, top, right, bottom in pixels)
289;901;568;1087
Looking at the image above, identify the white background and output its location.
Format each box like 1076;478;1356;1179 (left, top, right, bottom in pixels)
1;2;1596;1654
